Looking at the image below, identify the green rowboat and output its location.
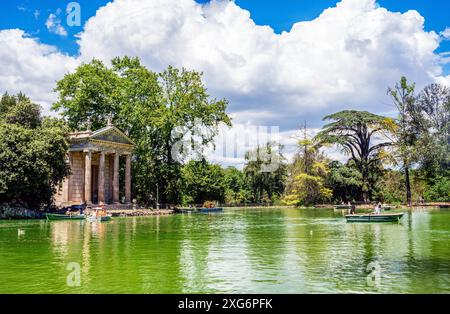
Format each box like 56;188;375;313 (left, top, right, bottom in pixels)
345;213;404;223
45;213;85;221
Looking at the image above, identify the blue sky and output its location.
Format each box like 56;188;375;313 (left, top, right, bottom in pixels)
2;0;450;59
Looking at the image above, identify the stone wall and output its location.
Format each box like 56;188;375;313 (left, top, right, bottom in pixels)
0;206;43;219
70;152;85;203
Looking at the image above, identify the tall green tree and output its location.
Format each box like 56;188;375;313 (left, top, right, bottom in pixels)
326;161;362;203
416;83;450;178
0;93;69;208
223;167;251;204
53;57;231;206
284;130;332;206
388;76;422;206
316;110;395;202
181;159;226;205
244;142;286;203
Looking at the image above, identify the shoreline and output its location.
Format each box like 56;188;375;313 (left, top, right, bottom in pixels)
107;209;174;217
2;203;448;220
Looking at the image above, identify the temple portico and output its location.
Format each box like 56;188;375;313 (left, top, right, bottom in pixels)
55;124;135;207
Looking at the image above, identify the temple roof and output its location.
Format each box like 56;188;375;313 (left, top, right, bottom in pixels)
69;125;135;152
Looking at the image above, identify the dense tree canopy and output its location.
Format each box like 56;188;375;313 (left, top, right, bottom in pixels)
0;93;69;208
244;143;287;204
283;131;332;206
223;167;252;204
326;161;362;203
181;159;226;205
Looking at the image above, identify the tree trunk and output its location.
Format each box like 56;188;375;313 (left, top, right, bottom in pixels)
404;162;412;207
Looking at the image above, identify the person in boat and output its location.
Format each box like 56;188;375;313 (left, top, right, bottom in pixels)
350;204;356;215
374;202;382;215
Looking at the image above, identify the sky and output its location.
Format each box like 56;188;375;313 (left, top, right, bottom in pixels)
1;0;450;166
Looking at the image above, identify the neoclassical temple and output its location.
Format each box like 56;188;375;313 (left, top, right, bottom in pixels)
54;123;134;207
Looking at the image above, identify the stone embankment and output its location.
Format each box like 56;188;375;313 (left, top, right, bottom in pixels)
106;209;174;217
0;206;43;219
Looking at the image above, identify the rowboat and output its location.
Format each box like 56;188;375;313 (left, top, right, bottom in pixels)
345;213;404;223
45;213;85;221
197;207;223;213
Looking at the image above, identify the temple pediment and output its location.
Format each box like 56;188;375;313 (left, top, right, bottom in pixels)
91;126;135;146
69;125;135;152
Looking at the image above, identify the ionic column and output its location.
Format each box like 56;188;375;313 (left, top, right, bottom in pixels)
84;151;92;205
125;154;131;204
113;152;120;204
98;152;106;205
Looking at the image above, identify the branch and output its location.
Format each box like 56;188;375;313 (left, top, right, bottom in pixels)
368;142;393;154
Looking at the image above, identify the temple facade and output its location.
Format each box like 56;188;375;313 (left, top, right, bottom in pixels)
54;123;135;207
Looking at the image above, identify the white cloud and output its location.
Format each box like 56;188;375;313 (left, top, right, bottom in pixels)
436;75;450;87
1;0;450;166
46;10;68;36
0;29;78;110
441;27;450;40
76;0;447;129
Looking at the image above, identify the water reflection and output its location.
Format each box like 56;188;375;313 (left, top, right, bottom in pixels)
0;208;448;293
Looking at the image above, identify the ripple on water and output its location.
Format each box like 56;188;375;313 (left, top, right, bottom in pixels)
0;208;449;293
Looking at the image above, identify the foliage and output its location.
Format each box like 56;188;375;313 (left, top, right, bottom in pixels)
416;83;450;179
181;159;226;205
325;161;362;203
283;129;332;206
53;57;231;206
388;76;422;205
244;142;287;203
223;167;252;204
283;173;332;206
0;93;69;208
424;177;450;202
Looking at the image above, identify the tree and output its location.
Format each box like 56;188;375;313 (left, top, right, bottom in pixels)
326;161;362;203
316;110;395;203
244;142;286;203
53;57;231;206
284;173;332;206
283;130;332;206
223;167;251;204
0;93;69;208
181;159;226;205
416;83;450;178
388;76;421;206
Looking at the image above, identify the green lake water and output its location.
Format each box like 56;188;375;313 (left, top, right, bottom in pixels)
0;208;449;294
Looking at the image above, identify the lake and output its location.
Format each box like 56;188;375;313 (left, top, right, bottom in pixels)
0;208;449;293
